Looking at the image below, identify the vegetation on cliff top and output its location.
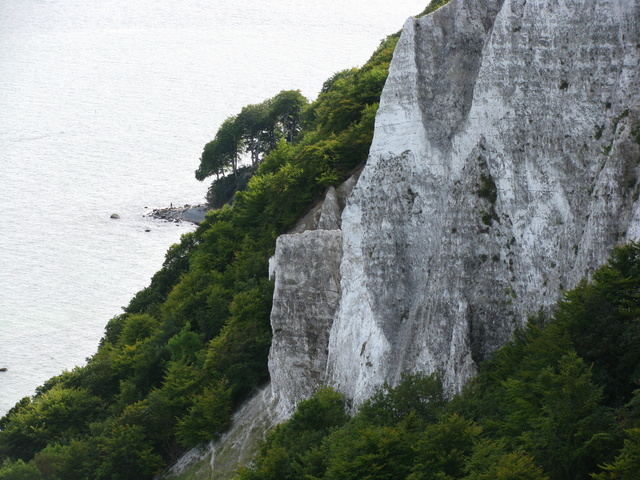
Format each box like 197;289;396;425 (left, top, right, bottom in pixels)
0;20;401;480
235;242;640;480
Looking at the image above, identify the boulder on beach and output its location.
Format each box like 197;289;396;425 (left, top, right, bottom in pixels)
181;206;208;224
146;204;208;224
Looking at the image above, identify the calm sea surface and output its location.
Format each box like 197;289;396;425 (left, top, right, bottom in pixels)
0;0;427;415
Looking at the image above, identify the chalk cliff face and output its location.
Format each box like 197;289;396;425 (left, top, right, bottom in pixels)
271;0;640;408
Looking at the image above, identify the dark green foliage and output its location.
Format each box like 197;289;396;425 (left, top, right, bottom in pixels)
322;423;415;480
196;139;226;181
0;387;103;462
203;284;274;401
235;388;349;480
176;381;233;447
358;373;446;427
0;460;42;480
287;388;350;435
553;242;640;407
501;352;614;479
94;424;164;480
476;173;497;204
270;90;307;143
235;375;447;480
167;325;204;364
196;90;308;184
196;116;244;179
205;165;254;208
462;440;548;480
408;414;482;480
32;440;95;480
592;428;640;480
236;103;272;165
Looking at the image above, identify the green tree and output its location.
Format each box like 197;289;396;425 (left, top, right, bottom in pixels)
0;460;42;480
166;325;204;364
0;387;102;462
203;286;273;401
592;428;640;480
269;90;307;143
176;381;233;447
463;439;548;480
116;314;159;346
160;269;230;342
358;373;446;428
554;242;640;407
237;101;275;166
196;116;243;180
95;424;163;480
408;414;482;480
197;90;307;184
502;352;614;480
323;424;414;480
32;440;95;480
112;360;203;459
235;388;348;480
195;139;225;181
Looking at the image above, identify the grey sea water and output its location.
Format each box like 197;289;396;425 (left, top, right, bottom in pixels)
0;0;428;415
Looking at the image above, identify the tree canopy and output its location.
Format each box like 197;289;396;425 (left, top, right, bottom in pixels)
195;90;308;181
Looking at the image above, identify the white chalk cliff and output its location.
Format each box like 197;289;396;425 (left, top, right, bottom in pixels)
164;0;640;477
272;0;640;408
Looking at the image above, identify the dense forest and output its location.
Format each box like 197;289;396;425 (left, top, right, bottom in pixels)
2;0;638;478
234;242;640;480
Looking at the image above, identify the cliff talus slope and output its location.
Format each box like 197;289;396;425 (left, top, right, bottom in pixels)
274;0;640;407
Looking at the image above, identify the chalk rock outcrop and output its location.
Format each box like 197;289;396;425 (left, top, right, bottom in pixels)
267;170;362;415
272;0;640;408
268;229;343;417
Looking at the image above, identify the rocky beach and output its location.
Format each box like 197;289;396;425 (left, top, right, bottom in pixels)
145;204;209;224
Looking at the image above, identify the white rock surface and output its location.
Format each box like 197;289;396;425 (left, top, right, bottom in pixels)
269;228;343;417
325;0;640;403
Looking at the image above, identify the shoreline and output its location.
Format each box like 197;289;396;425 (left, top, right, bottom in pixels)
145;204;209;225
